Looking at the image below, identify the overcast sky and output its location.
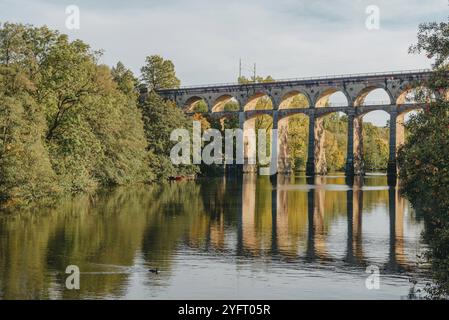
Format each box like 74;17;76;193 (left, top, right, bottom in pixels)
1;0;447;125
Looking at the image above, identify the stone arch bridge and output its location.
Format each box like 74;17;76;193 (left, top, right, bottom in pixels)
153;69;441;177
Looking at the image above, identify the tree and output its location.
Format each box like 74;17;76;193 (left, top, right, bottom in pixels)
323;113;348;172
0;23;151;205
399;21;449;207
112;61;138;97
238;75;274;84
140;91;198;180
0;88;59;206
363;123;389;171
140;55;180;90
190;99;208;112
288;115;309;170
409;22;449;69
398;21;449;299
285;95;309;171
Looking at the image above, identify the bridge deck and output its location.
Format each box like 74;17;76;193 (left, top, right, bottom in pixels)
156;69;432;94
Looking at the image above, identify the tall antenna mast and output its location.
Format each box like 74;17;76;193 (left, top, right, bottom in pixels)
239;58;242;79
253;63;256;83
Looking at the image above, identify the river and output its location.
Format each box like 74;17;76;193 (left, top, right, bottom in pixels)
0;174;432;299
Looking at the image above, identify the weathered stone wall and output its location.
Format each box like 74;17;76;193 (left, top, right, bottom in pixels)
314;117;327;175
277;117;291;174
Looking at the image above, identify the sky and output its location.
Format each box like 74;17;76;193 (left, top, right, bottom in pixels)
0;0;447;125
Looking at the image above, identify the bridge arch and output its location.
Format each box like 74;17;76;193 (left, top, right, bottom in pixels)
396;85;435;105
277;112;310;173
359;110;390;172
243;92;274;111
353;88;393;128
211;94;240;112
320;111;348;173
184;96;209;112
354;86;392;107
242;112;274;173
279;90;311;109
315;87;351;108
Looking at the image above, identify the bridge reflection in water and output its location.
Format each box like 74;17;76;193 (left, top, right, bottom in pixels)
0;174;425;299
229;174;413;271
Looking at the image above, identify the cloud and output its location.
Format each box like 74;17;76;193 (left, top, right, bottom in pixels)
0;0;446;125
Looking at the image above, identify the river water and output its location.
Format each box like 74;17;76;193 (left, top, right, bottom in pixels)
0;174;431;299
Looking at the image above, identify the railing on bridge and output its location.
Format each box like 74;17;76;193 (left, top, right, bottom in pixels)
326;100;392;107
157;68;432;91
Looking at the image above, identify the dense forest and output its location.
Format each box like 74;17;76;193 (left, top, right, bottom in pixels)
0;22;390;207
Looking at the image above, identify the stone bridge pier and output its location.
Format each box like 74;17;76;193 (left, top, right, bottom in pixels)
305;114;327;176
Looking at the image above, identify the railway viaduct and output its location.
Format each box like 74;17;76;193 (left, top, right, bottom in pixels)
153;69;439;176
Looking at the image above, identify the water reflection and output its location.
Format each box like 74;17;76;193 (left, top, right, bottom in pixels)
0;175;427;299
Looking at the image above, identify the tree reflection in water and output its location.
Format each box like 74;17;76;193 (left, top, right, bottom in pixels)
412;201;449;299
0;175;433;299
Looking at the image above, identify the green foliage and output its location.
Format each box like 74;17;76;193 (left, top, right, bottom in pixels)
140;92;199;180
222;115;239;129
0;22;150;206
223;101;239;111
189;112;239;176
282;93;388;172
220;102;240;133
238;75;274;84
287;114;309;170
409;22;449;69
0;91;59;206
141;55;180;90
112;61;138;97
363;122;389;171
398;101;449;208
323;113;348;172
191;99;208;112
398;99;449;299
399;20;449;299
284;95;309;171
